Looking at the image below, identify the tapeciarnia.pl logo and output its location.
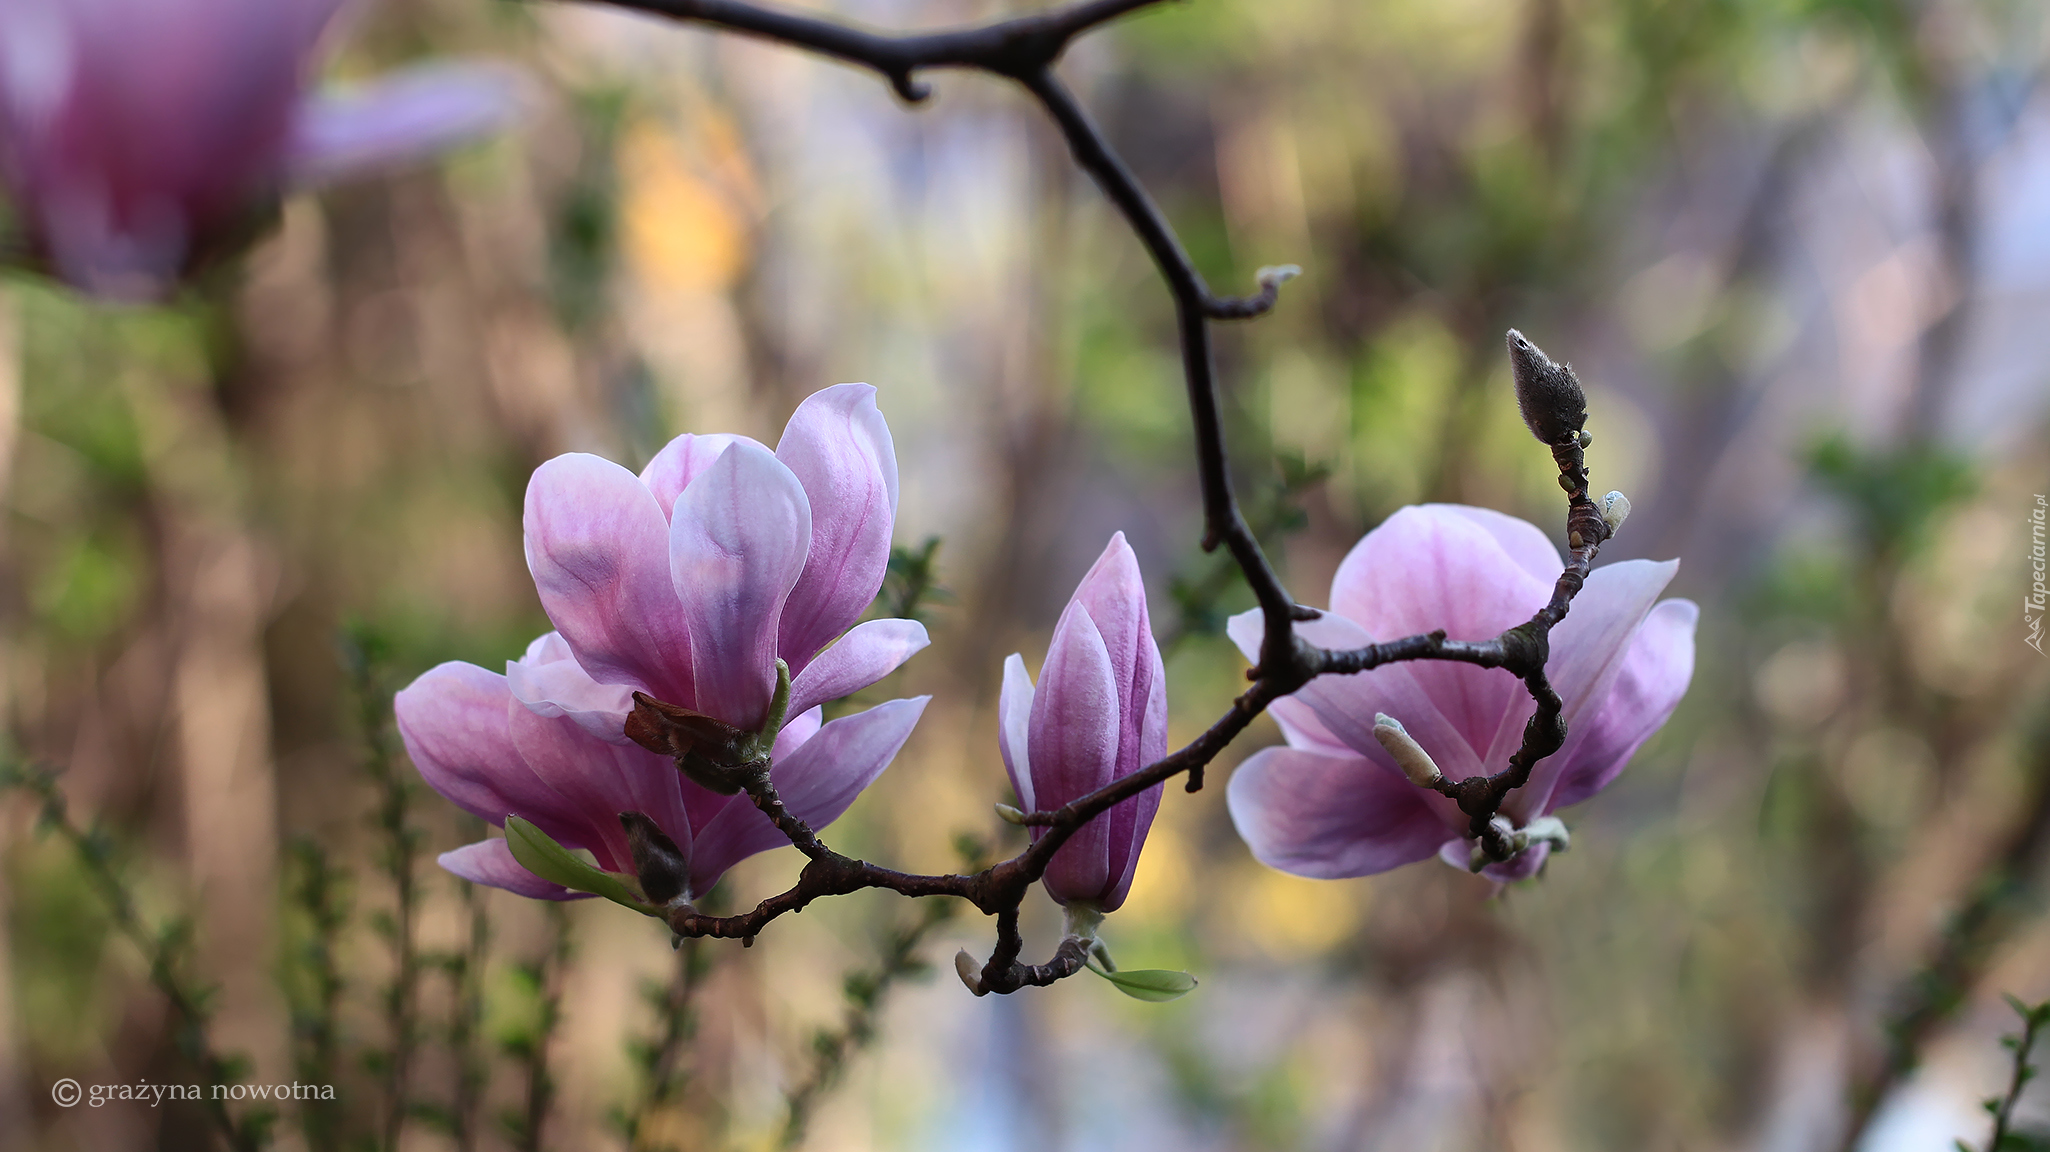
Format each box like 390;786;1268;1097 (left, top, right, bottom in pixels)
2027;494;2046;656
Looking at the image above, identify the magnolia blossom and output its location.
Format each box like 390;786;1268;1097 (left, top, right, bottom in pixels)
0;0;518;299
1226;504;1697;882
999;533;1168;912
397;384;930;901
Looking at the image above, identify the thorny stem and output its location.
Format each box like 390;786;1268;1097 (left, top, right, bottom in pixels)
586;0;1610;988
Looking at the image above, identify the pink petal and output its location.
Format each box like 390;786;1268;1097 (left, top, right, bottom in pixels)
286;60;521;186
524;453;692;704
1227;746;1453;878
773;384;899;672
395;661;555;826
997;653;1036;813
1224;608;1348;753
688;696;928;896
438;839;587;901
504;702;693;876
1504;559;1680;823
771;704;825;760
638;432;763;520
1545;598;1699;811
505;632;636;745
1028;602;1121;905
669;440;812;730
1328;504;1556;639
1099;635;1167;912
785;617;929;719
1328;506;1554;764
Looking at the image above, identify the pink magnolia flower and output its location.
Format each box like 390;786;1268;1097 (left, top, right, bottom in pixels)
397;384;930;901
998;533;1168;912
1225;504;1697;882
0;0;518;300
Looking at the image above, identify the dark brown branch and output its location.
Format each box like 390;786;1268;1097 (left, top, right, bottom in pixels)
573;0;1611;987
582;0;1171;100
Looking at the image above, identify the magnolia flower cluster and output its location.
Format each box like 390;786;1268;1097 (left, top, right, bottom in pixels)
396;386;1695;920
0;0;518;300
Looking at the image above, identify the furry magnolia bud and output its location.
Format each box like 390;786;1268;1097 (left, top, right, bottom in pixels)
1372;713;1443;787
1506;329;1588;446
1600;490;1631;534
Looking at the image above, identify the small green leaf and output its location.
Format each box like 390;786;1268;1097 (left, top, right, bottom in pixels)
504;817;655;914
1086;959;1197;1002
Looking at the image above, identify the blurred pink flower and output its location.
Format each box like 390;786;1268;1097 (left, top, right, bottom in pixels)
0;0;518;300
396;384;930;901
1225;504;1697;883
999;533;1168;912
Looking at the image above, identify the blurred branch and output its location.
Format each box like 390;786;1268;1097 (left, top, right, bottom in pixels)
340;625;425;1152
448;872;492;1152
1844;717;2050;1148
2;764;270;1151
284;839;350;1152
779;897;955;1149
1974;996;2050;1152
500;903;571;1152
876;536;951;625
618;935;713;1150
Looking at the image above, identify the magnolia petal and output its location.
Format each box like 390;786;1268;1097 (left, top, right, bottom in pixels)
670;440;813;730
439;839;587;901
1029;603;1121;905
1100;636;1168;912
525;453;692;702
1330;507;1552;762
772;704;825;760
395;661;556;827
1544;598;1699;812
1433;504;1563;585
286;61;521;186
688;696;928;896
639;432;762;519
1505;559;1680;823
785;617;930;719
998;653;1036;813
505;702;692;876
1071;533;1156;774
1328;504;1556;642
774;384;899;672
1227;746;1452;878
1281;609;1490;785
506;635;636;744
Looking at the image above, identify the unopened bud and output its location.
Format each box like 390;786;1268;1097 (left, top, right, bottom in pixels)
994;803;1028;826
1256;264;1302;289
1506;329;1588;446
954;949;985;995
1372;713;1442;787
620;811;689;906
1599;490;1631;534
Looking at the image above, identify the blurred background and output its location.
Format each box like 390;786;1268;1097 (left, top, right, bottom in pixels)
3;0;2049;1148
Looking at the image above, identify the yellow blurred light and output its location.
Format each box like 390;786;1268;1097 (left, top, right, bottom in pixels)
620;119;749;294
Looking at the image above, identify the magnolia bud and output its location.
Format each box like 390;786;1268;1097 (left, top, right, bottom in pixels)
1600;490;1631;534
994;803;1028;825
954;949;985;995
1372;713;1443;787
1506;329;1588;446
620;811;690;906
